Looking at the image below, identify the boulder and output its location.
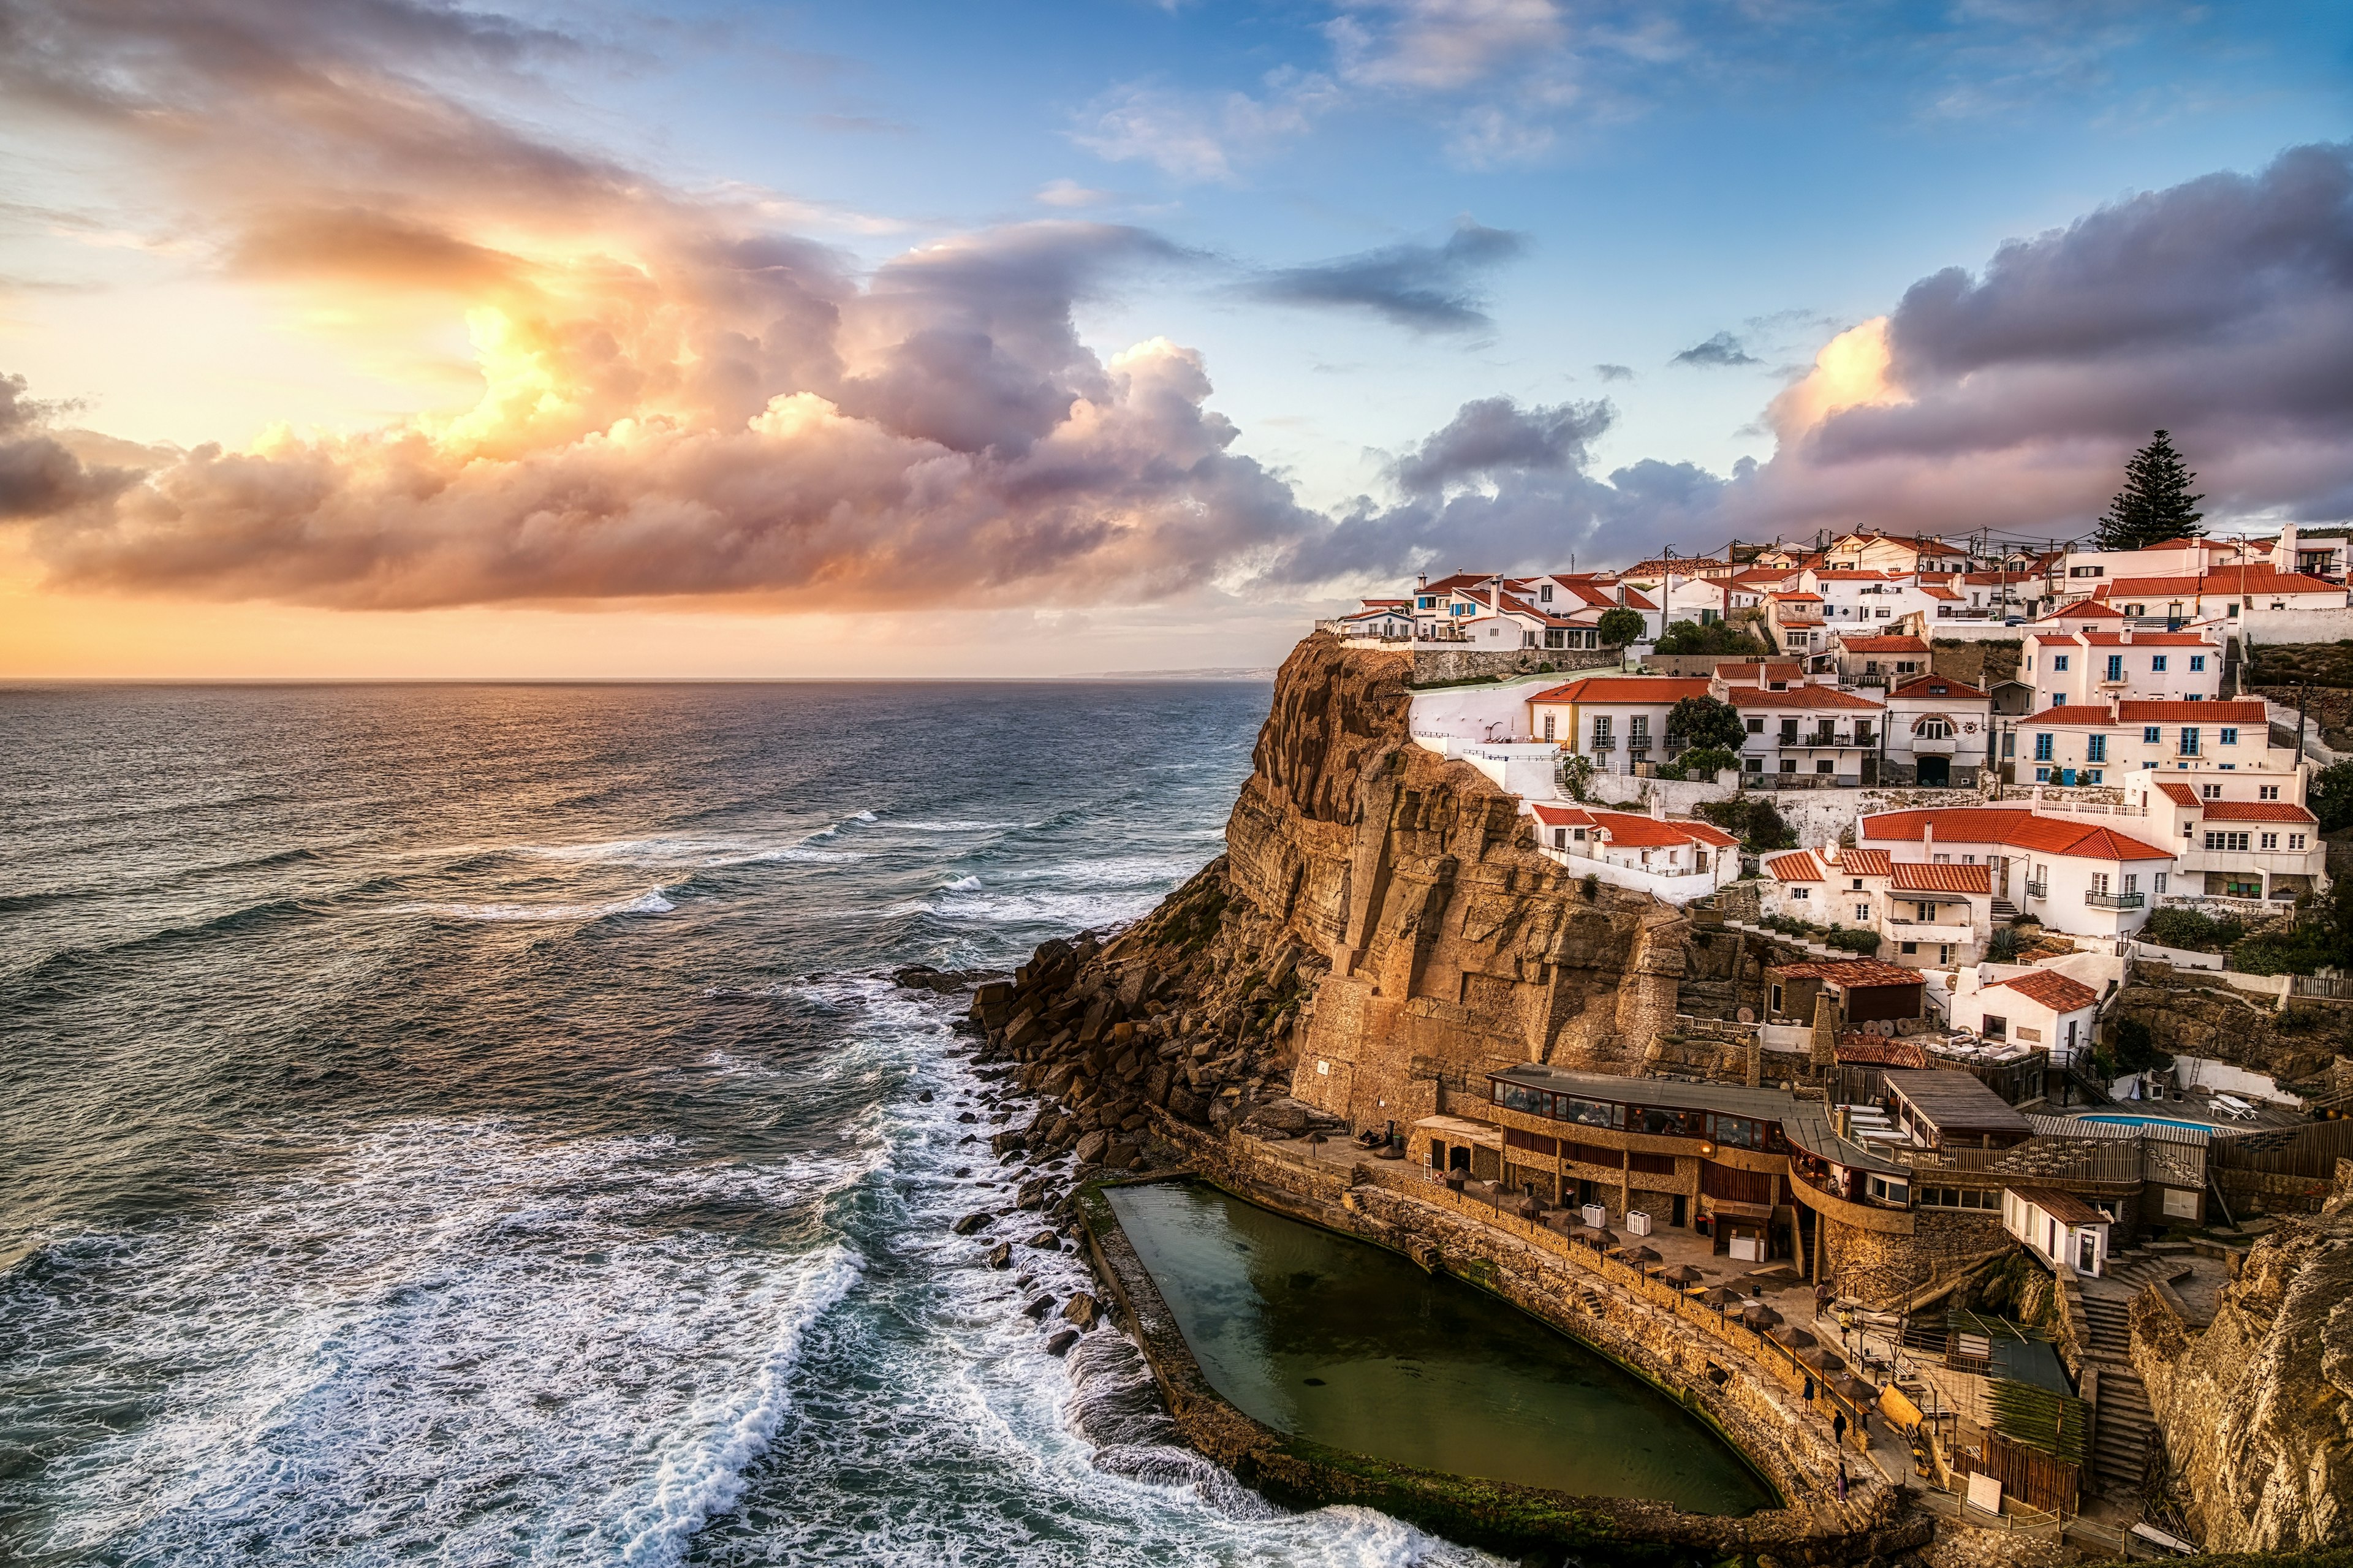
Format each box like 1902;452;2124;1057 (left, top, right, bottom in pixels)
951;1211;993;1236
985;1241;1012;1269
1023;1295;1055;1319
1045;1328;1080;1357
1105;1141;1139;1169
1025;1230;1061;1250
1061;1292;1101;1330
1072;1129;1110;1165
1015;1179;1049;1210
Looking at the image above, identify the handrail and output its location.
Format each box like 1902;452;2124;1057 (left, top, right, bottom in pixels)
2084;890;2145;910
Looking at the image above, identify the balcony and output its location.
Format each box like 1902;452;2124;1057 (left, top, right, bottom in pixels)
1588;736;1616;751
2085;890;2145;910
1886;920;1977;946
2023;879;2048;899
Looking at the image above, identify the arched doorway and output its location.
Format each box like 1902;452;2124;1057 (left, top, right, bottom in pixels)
1915;756;1950;787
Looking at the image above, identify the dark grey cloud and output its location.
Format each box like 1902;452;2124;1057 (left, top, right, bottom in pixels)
1271;395;1726;585
1670;331;1760;368
1592;363;1634;382
0;373;134;519
1749;140;2353;534
1249;221;1525;331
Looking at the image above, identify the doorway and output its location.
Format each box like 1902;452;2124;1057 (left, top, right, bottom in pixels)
1915;756;1950;787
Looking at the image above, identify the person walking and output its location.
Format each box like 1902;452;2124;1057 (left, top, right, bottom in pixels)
1835;1460;1847;1503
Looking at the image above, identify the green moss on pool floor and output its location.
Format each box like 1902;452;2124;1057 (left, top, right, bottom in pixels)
1106;1182;1774;1517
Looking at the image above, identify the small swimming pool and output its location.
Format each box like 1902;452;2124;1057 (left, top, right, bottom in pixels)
2076;1113;2218;1132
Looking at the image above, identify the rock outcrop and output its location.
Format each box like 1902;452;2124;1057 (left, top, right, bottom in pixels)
2132;1162;2353;1551
964;634;1681;1169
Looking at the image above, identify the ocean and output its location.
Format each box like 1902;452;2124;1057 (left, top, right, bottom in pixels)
0;681;1495;1568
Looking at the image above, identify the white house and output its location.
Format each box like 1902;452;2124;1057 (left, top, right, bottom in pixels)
1822;532;1976;575
1950;966;2101;1064
1882;673;1995;789
2125;772;2327;904
1879;862;1995;968
2094;565;2347;621
1727;683;1885;783
1857;806;2177;939
1333;599;1416;639
1528;801;1742;891
2004;1186;2111;1279
2023;627;2221;708
1525;675;1713;767
2010;699;2294;787
1763;849;1830;918
1765;592;1828;653
1835;632;1931;690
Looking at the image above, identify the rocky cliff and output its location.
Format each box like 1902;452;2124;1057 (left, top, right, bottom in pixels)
2132;1164;2353;1551
960;633;1696;1167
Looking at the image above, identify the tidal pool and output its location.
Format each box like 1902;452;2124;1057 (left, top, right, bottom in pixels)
1107;1181;1776;1515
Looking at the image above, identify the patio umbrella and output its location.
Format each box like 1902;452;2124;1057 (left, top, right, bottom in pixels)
1572;1225;1617;1247
1741;1303;1785;1330
1836;1375;1879;1404
1697;1287;1739;1309
1798;1347;1844;1373
1618;1245;1662;1268
1774;1325;1819;1350
1661;1265;1705;1287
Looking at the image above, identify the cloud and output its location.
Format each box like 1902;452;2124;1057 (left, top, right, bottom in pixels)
1740;140;2353;534
1328;0;1567;93
1035;179;1114;208
1249;221;1525;331
1388;395;1602;492
1670;330;1760;368
0;373;134;519
1070;69;1339;184
1592;362;1634;381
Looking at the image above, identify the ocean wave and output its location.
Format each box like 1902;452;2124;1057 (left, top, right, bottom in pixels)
940;874;982;892
393;889;675;922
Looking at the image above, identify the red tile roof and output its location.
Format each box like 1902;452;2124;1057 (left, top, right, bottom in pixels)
2201;801;2319;823
2061;631;2219;646
1529;803;1596;827
1770;591;1824;602
1811;570;1899;581
1921;585;1961;599
1588;811;1728;848
1727;684;1884;711
2153;781;2197;805
1836;1036;1932;1068
1892;674;1989;700
1889;862;1991;894
2100;569;2344;597
1526;676;1713;705
2036;602;2126;618
1985;969;2100;1013
1768;850;1825;882
1860;808;2175;862
1766;958;1924;988
2021;700;2269;724
1841;635;1930;653
1836;849;1893;876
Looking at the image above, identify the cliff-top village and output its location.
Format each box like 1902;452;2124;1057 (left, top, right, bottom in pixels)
958;520;2353;1562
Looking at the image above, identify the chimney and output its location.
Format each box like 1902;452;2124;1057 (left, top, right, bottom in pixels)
1958;964;1982;996
2121;624;2132;645
1922;820;1936;859
1417;571;1428;589
2281;521;2299;571
1651;793;1667;822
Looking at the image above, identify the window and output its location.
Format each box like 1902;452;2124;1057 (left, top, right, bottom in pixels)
2154;871;2167;893
1780;759;1798;773
2205;831;2252;851
2202;782;2222;799
1539;584;1553;602
2291;833;2308;850
1746;716;1764;733
2034;733;2054;760
1630;716;1650;742
1867;1176;1909;1205
1915;901;1936;921
2221;727;2238;746
2151;655;2168;673
2188;694;2205;702
1852;878;1864;890
1815;759;1835;774
1939;944;1955;965
2190;654;2205;672
2088;735;2107;762
2143;726;2161;744
1858;904;1871;922
2090;872;2109;895
2260;784;2280;800
2034;766;2051;782
1593;717;1612;744
2052;693;2068;706
1544;714;1556;741
1984;1013;2007;1039
2180;727;2200;756
1919;718;1951;739
2085;770;2104;784
2070;565;2103;577
1554;828;1567;847
2052;654;2070;672
1900;941;1918;954
2260;833;2278;850
2106;654;2124;680
1744;756;1763;773
2003;732;2016;758
1792;883;1809;895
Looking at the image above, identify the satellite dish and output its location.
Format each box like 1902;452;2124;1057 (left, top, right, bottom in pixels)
1735;1006;1756;1024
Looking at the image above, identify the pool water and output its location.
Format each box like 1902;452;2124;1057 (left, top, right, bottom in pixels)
2075;1113;2218;1132
1105;1182;1776;1515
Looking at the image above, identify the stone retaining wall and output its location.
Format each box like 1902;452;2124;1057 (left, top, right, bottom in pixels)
1409;645;1619;685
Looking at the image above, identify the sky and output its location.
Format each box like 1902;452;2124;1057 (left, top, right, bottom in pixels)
0;0;2349;678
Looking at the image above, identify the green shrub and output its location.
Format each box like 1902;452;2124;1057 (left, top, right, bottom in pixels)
1675;746;1741;778
2313;760;2353;833
2140;907;2246;954
1824;926;1882;955
1597;607;1648;647
2109;1017;2170;1074
1582;872;1601;902
1695;796;1795;852
1985;928;2022;964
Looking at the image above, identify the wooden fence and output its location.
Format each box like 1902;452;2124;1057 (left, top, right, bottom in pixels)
2210;1117;2353;1179
1953;1430;2081;1517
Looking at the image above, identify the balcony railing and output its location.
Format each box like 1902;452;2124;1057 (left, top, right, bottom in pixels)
1589;736;1616;751
2023;880;2048;898
2085;890;2145;910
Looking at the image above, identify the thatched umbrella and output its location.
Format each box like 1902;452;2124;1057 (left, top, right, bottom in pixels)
1741;1303;1785;1330
1774;1325;1819;1351
1571;1224;1616;1248
1661;1264;1705;1287
1836;1374;1879;1406
1697;1286;1739;1310
1618;1244;1662;1270
1798;1346;1844;1373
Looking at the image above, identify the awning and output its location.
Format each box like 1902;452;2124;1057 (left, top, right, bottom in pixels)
1703;1197;1776;1221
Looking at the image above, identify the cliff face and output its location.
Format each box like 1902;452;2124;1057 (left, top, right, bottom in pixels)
2132;1170;2353;1551
964;634;1684;1166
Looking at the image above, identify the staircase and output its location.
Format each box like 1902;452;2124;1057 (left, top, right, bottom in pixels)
1991;896;2019;921
2077;1245;2194;1496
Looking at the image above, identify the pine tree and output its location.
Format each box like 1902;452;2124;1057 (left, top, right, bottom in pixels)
2095;430;2205;551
